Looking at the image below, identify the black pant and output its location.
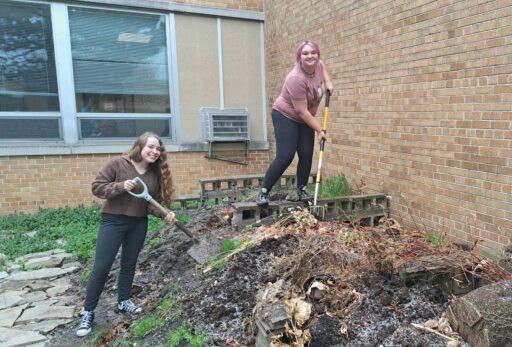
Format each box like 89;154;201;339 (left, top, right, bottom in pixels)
84;213;147;311
262;109;315;191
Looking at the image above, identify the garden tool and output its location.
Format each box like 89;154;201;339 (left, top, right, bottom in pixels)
310;91;331;220
128;177;216;264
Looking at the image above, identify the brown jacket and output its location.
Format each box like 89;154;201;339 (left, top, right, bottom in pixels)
92;156;164;218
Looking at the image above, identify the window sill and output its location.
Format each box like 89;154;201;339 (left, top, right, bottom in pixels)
0;140;269;156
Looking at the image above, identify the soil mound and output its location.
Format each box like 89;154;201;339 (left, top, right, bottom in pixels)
48;206;510;346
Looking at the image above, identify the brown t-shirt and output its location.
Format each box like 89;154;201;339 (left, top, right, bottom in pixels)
91;156;164;218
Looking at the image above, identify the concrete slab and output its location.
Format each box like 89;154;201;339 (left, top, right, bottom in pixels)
0;326;46;346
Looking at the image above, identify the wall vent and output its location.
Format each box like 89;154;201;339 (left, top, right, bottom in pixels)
200;107;250;142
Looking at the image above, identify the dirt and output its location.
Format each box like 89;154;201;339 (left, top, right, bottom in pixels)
46;204;494;347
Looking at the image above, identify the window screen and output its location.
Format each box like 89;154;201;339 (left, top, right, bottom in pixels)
68;7;170;114
0;1;59;112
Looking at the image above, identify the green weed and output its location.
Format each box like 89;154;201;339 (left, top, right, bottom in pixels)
211;257;227;270
131;282;182;338
0;204;101;260
132;316;159;338
0;203;191;261
0;257;6;272
319;173;352;198
175;211;190;224
148;237;163;248
77;327;105;347
426;232;445;245
220;238;241;253
161;323;208;347
81;267;92;282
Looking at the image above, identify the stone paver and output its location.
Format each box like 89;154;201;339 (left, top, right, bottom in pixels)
0;304;27;327
0;326;46;346
7;266;78;281
0;248;80;347
0;290;24;310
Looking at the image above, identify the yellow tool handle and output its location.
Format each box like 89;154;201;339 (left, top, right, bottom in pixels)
322;92;330;131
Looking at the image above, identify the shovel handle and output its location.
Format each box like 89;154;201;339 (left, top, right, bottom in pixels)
148;199;198;242
128;177;152;201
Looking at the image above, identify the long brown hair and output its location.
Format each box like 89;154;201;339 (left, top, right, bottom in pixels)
125;132;174;206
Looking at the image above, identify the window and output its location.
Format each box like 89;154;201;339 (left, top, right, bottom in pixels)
0;1;60;141
69;7;170;115
68;7;171;139
0;1;59;113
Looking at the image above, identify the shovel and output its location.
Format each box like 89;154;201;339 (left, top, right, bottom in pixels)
310;91;331;220
128;177;215;264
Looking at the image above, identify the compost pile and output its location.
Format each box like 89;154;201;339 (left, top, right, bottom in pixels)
49;206;510;347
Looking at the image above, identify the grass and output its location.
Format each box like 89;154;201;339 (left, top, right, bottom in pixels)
209;237;242;270
160;323;208;347
131;282;181;338
0;203;102;261
131;282;207;347
0;203;190;261
426;232;445;245
318;173;353;198
220;238;241;253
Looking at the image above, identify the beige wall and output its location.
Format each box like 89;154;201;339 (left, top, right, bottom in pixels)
222;19;264;141
175;14;220;143
176;15;265;143
264;0;512;256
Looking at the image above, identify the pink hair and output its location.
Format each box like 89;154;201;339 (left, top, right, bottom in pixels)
295;40;321;63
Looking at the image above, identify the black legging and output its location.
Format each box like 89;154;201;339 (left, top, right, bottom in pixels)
84;213;147;311
262;109;315;191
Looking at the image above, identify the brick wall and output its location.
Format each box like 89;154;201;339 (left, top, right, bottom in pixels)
0;151;269;213
264;0;511;255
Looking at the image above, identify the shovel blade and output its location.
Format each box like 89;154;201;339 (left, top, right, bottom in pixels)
174;221;221;264
187;239;221;264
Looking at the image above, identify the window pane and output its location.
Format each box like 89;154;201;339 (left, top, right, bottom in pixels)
0;1;59;111
0;118;60;139
69;8;170;113
80;118;170;138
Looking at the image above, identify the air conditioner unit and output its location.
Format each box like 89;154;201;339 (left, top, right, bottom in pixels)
200;107;250;165
200;107;250;142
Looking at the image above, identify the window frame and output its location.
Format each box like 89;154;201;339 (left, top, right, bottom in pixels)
0;0;178;151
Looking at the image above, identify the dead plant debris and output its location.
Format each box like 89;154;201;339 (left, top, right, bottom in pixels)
48;206;510;347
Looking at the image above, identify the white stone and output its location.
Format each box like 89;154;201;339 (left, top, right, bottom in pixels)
7;267;78;281
0;271;8;280
16;304;74;324
0;326;46;346
46;284;70;297
0;291;24;310
25;253;73;269
0;304;27;327
17;291;49;305
50;295;76;306
0;279;53;293
17;318;74;333
15;249;67;263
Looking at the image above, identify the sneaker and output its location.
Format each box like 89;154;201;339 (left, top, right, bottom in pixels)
117;299;142;314
297;186;311;202
76;311;94;337
285;189;300;202
256;188;269;206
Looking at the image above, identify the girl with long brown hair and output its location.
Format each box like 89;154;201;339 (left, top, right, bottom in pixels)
77;132;175;337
